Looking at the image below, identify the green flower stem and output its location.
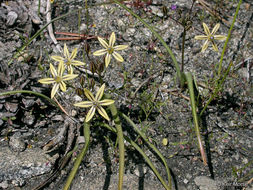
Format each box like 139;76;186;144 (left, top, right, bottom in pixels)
217;0;242;78
0;90;58;107
185;73;207;165
120;113;171;189
112;0;185;87
101;123;170;190
105;94;125;190
200;62;232;116
63;122;90;190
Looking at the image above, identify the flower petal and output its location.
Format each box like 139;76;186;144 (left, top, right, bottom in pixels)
59;81;66;91
74;101;93;108
203;23;210;36
93;49;108;56
114;45;128;51
51;56;64;62
211;23;220;35
62;74;78;81
99;99;115;106
85;106;96;122
98;37;109;49
201;40;209;52
214;35;226;41
112;51;124;62
95;84;105;101
64;43;70;58
72;60;86;66
38;78;55;84
84;88;95;101
50;63;57;78
97;106;110;121
211;41;218;51
109;32;116;47
58;62;65;76
70;48;78;60
51;83;59;98
105;53;111;68
194;35;208;40
67;65;73;74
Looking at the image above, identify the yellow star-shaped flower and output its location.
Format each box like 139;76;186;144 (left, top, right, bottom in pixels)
93;32;128;67
195;23;226;52
51;44;85;74
38;63;78;98
74;84;114;122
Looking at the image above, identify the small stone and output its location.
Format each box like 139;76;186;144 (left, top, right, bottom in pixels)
194;176;218;190
4;102;18;113
22;112;35;126
9;136;26;152
183;179;189;184
6;11;18;26
0;181;8;189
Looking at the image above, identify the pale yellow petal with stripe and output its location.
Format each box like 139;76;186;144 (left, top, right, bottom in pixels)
74;101;93;108
201;40;210;52
58;62;65;76
211;23;220;35
85;106;96;122
97;106;110;121
64;44;70;58
51;56;64;62
109;32;116;47
203;23;210;35
59;82;66;92
98;37;109;49
62;74;78;81
72;60;85;66
95;84;105;101
211;42;218;51
84;88;95;101
194;35;208;40
99;99;115;106
214;35;226;40
70;48;78;59
50;64;57;78
38;78;55;84
105;53;112;68
93;49;107;56
112;52;124;62
114;45;128;51
51;83;59;98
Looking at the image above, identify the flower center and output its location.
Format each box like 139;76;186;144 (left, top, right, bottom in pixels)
54;76;62;83
64;59;71;66
92;101;99;108
107;47;114;54
209;35;214;41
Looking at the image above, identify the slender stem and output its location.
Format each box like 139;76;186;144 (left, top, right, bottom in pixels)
185;73;207;165
181;28;186;72
112;0;184;87
63;122;90;190
120;113;172;189
0;90;57;107
101;123;170;190
217;0;242;78
105;94;125;190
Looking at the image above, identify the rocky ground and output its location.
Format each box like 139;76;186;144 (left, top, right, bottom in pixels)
0;0;252;190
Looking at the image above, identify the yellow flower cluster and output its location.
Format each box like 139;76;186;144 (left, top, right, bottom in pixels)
38;31;128;122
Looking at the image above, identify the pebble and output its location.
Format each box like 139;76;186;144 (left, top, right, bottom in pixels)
194;176;218;190
9;135;26;152
6;11;18;26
